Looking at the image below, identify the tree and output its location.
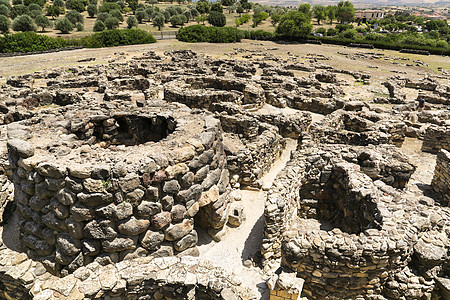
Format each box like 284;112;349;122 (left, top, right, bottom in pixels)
126;15;137;28
239;0;251;12
87;4;97;17
298;3;310;17
270;14;280;27
66;9;83;25
104;16;119;29
54;17;73;32
312;5;326;25
275;10;312;38
190;7;198;17
66;0;85;12
252;11;267;27
336;1;354;24
0;14;10;33
221;0;233;6
152;12;164;30
196;0;209;14
97;11;109;22
183;10;192;23
10;4;29;19
0;0;11;10
326;5;336;24
210;2;222;13
195;13;206;24
53;0;64;7
12;14;36;31
176;0;183;5
23;0;45;7
46;5;60;19
0;5;9;17
236;4;243;16
99;2;120;13
35;14;51;31
208;10;225;27
127;0;138;13
148;0;157;7
93;19;105;31
169;14;185;27
135;9;146;23
144;7;154;20
110;9;123;22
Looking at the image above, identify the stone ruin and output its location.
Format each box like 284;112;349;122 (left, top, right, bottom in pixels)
0;48;448;299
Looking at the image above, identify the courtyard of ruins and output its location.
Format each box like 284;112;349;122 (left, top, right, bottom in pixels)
0;40;448;299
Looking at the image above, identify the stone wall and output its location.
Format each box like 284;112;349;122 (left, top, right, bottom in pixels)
7;110;232;276
422;124;450;154
263;139;450;299
262;151;304;267
0;242;253;300
431;149;450;206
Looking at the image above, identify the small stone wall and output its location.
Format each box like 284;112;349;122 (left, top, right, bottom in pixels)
312;110;407;147
422;124;450;154
0;243;253;300
7;106;232;276
164;76;266;109
262;152;304;266
431;149;450;206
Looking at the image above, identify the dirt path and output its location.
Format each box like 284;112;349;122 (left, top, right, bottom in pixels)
197;139;297;299
401;137;437;202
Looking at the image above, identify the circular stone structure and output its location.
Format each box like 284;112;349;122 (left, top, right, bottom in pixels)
7;101;231;275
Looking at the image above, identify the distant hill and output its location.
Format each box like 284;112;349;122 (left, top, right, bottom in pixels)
255;0;450;8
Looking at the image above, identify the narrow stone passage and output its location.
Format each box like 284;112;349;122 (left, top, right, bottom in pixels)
197;139;297;299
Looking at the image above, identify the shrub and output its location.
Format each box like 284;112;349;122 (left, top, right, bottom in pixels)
207;10;225;27
248;29;273;40
0;31;66;52
93;19;104;31
12;14;36;31
275;10;312;38
327;27;337;36
66;10;83;25
126;15;137;28
82;28;156;47
335;23;352;32
54;17;73;33
87;4;97;17
35;14;51;31
177;24;243;43
0;14;10;33
76;21;83;31
104;16;118;29
339;28;357;39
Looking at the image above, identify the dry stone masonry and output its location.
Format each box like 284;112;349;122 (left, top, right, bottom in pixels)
0;47;449;300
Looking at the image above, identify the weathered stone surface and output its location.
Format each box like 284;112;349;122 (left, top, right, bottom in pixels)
117;217;150;236
7;139;35;158
164;219;194;241
152;212;172;230
198;185;219;207
141;229;165;251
